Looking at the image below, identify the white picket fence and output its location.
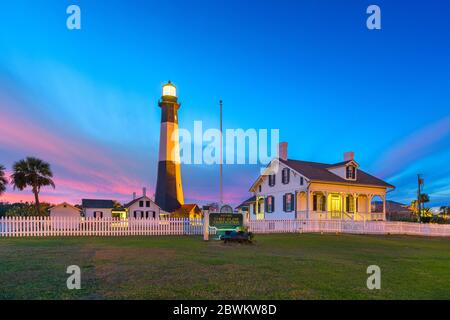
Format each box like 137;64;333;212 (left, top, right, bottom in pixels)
1;217;450;238
0;217;206;237
249;219;450;237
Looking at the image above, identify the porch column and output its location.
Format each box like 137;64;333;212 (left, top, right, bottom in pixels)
306;190;311;219
294;191;299;220
324;192;328;219
340;192;345;219
353;193;358;220
382;195;386;221
367;194;372;214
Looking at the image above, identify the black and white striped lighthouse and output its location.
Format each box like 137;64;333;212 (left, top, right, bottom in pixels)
155;81;184;212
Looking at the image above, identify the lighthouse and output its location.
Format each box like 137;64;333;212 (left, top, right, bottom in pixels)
155;81;184;212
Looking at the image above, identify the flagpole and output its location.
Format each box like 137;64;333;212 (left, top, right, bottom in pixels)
220;100;223;207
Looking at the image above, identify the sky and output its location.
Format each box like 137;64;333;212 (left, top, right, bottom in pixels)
0;0;449;207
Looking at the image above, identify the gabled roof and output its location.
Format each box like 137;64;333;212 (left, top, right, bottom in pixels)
123;196;156;209
280;159;394;188
49;202;81;211
82;199;115;209
236;196;256;209
172;204;202;217
249;158;394;191
327;159;359;169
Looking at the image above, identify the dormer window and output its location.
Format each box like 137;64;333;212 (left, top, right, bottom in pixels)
346;166;356;180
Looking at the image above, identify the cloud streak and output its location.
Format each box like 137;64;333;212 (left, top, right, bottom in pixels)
374;116;450;179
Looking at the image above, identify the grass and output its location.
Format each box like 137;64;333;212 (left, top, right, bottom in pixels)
0;234;449;300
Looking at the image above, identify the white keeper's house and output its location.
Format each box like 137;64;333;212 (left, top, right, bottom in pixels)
243;142;394;221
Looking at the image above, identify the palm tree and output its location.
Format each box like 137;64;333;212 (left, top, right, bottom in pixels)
0;165;8;196
420;193;430;204
11;157;55;215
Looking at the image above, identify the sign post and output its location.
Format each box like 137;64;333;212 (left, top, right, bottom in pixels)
202;206;210;241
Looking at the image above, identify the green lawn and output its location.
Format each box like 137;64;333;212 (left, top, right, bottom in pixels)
0;234;449;300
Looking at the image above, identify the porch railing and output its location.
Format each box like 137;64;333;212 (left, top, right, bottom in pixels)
296;211;385;221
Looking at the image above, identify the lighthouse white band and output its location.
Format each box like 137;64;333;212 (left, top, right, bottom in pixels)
158;122;181;163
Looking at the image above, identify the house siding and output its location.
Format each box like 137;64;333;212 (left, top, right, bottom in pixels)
85;208;112;218
251;162;308;220
128;197;161;219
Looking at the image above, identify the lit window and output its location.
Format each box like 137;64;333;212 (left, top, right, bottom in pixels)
266;196;274;213
162;82;177;97
284;193;294;212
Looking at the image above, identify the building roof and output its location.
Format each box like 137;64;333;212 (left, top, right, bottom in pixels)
49;202;81;211
279;158;394;188
172;204;202;218
250;158;394;191
123;196;156;209
236;196;256;209
81;199;115;209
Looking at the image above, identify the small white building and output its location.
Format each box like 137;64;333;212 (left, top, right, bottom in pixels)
82;199;115;218
125;189;162;219
49;202;81;218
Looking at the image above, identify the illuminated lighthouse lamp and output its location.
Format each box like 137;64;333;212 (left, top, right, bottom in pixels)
162;81;177;98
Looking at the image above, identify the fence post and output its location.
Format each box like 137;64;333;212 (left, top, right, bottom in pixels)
203;213;209;241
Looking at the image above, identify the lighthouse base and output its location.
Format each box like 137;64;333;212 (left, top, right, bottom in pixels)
155;161;184;213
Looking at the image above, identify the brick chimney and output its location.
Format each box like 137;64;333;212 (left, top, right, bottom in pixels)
143;187;147;197
133;192;136;200
344;151;355;161
279;142;288;161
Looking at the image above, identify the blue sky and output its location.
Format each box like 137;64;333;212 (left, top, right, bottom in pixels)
0;0;449;206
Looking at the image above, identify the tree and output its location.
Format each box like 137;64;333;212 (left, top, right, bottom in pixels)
419;193;430;204
4;202;52;217
11;157;55;215
0;164;8;196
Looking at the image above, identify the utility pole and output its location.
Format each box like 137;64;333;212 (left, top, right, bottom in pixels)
417;174;423;222
219;100;223;206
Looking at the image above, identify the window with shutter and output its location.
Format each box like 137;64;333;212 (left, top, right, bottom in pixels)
284;193;293;212
269;174;276;187
313;195;317;211
282;168;290;184
300;177;304;185
266;196;274;213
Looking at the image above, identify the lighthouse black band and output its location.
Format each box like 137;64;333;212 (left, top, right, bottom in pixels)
160;103;179;124
155;160;182;212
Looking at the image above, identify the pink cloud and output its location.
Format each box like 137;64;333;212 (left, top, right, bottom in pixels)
0;99;151;204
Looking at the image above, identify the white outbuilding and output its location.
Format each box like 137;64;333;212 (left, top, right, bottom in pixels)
49;202;81;218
